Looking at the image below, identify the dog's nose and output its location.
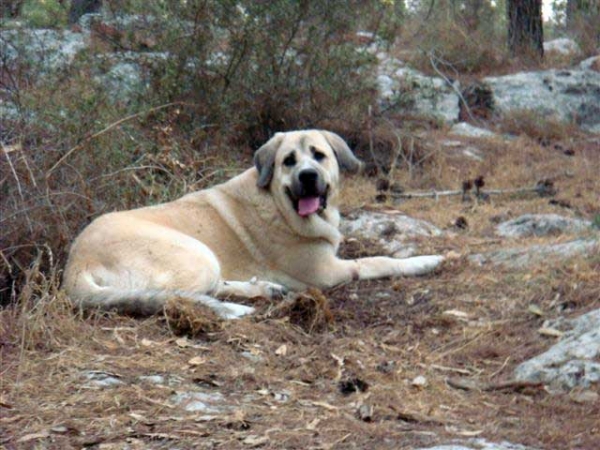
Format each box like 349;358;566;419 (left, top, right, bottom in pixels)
298;169;319;185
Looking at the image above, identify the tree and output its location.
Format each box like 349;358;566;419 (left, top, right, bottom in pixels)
68;0;102;24
507;0;544;59
566;0;600;47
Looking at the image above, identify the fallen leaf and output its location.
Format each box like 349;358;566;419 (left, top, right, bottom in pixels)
306;418;321;430
528;304;544;316
243;435;269;447
445;250;462;260
188;356;206;366
176;337;190;348
275;344;287;356
538;327;564;337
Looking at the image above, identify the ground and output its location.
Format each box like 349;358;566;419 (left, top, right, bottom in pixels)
1;131;599;450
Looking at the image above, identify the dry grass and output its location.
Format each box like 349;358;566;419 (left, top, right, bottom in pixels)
2;128;600;449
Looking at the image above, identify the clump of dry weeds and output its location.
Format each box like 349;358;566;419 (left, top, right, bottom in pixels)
164;297;225;338
262;288;334;334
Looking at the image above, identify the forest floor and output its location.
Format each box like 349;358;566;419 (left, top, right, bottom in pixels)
1;130;599;449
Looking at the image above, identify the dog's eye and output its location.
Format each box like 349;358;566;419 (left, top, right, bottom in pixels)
283;153;296;167
313;150;326;162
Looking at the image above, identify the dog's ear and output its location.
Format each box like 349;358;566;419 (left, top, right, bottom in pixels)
320;130;363;173
254;133;284;189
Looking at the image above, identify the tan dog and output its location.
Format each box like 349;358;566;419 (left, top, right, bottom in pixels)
63;130;443;318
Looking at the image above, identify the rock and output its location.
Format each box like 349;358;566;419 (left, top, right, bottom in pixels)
411;375;428;388
138;374;183;386
495;214;592;238
543;38;581;56
469;239;599;268
579;55;600;72
138;374;166;385
450;122;497;139
341;211;442;257
0;100;22;122
170;391;228;413
484;69;600;133
0;28;86;75
417;439;538;450
81;370;124;388
514;309;600;392
376;66;460;123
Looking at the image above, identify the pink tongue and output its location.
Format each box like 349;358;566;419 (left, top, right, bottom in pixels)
298;197;320;216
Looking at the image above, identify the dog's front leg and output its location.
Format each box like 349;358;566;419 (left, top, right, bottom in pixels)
355;255;444;279
320;255;444;288
216;279;288;300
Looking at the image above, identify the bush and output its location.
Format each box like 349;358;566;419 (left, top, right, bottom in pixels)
20;0;68;28
400;1;509;75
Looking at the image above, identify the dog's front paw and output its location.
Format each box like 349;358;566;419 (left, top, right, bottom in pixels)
397;255;444;276
216;301;256;320
250;278;288;299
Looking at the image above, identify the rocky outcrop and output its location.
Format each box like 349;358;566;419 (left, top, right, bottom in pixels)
450;122;497;139
341;210;442;258
514;309;600;392
543;38;581;56
469;239;599;268
483;69;600;133
1;28;86;75
417;440;538;450
495;214;592;238
377;66;460;123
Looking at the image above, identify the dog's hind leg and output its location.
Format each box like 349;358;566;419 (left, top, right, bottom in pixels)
64;220;257;319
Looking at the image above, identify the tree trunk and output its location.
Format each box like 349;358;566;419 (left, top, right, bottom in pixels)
507;0;543;59
68;0;102;25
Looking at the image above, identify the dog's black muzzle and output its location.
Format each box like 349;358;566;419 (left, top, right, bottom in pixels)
286;168;329;216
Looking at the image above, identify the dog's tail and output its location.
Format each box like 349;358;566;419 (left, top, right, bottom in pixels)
70;288;254;319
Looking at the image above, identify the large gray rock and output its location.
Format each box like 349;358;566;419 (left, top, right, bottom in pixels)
495;214;592;238
341;211;442;258
450;122;497;138
377;66;460;123
469;239;598;269
543;38;581;56
0;28;86;75
484;69;600;133
170;391;228;413
514;309;600;392
579;55;600;71
92;52;170;102
417;439;538;450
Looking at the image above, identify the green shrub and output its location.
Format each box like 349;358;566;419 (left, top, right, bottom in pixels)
20;0;68;28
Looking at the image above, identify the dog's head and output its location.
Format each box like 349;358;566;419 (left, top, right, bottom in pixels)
254;130;362;219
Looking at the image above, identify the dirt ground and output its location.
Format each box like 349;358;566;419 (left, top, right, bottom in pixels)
1;131;599;449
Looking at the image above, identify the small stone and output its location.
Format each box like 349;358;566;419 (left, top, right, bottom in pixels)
356;403;374;422
411;375;428;388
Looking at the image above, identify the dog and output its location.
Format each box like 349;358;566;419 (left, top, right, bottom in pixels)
63;130;443;319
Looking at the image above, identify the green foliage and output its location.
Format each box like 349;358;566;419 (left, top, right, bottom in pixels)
20;0;68;28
